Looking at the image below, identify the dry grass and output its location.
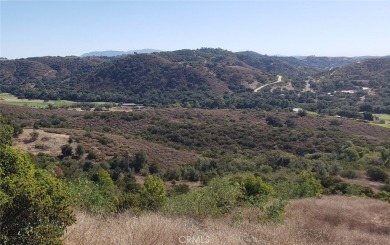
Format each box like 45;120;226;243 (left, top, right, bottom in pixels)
286;196;390;245
14;128;77;156
63;196;390;245
340;176;384;193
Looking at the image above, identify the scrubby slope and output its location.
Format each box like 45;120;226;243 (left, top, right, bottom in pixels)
0;48;275;105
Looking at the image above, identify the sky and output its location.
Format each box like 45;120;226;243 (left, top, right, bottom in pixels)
1;0;390;59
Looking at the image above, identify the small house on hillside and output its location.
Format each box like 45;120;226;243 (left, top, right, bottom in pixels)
293;108;303;113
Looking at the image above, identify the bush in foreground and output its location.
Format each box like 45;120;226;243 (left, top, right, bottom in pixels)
163;175;285;223
293;171;323;198
0;145;75;244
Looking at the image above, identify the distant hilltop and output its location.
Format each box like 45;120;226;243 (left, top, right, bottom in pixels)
81;49;161;57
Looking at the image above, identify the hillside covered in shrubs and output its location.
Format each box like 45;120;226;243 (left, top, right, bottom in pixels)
1;48;389;115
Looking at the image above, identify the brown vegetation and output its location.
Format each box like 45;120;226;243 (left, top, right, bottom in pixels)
63;196;390;245
44;128;198;167
2;105;389;144
1;104;389;170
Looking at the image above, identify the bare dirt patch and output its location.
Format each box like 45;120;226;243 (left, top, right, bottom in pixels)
271;81;294;92
108;107;134;112
14;128;77;156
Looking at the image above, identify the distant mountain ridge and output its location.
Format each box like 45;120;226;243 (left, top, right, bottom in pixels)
81;49;161;57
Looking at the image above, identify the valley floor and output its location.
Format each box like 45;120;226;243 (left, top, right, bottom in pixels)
63;195;390;245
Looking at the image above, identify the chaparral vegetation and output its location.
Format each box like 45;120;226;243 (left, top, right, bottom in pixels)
0;48;389;244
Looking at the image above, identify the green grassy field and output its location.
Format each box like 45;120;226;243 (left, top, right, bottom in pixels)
374;114;390;121
370;122;390;128
0;93;108;108
0;93;17;99
370;114;390;128
306;111;318;116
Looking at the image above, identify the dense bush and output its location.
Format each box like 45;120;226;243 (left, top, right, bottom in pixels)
61;144;73;157
240;174;274;199
0;124;13;146
133;151;147;173
367;167;389;182
298;110;307;117
284;118;296;128
363;112;374;121
98;136;112;145
0;145;75;244
94;170;119;208
340;170;358;179
164;175;286;223
87;151;98;160
266;115;283;127
141;175;167;210
293;171;323;198
164;177;243;218
170;183;190;196
75;144;85;158
67;177;118;214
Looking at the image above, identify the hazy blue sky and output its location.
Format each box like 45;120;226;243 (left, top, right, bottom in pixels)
1;1;390;59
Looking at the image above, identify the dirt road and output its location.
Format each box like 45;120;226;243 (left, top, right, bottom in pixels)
254;75;283;92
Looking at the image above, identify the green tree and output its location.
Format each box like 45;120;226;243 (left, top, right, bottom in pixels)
142;175;167;210
133;151;147;173
340;142;360;162
0;145;75;244
363;112;374;121
266;115;283;127
61;144;73;157
379;147;390;167
11;123;23;137
75;145;85;158
149;161;163;175
298;110;307;117
284;118;296;128
0;124;13;146
95;170;119;211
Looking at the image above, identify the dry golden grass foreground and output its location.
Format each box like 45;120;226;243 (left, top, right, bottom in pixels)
63;196;390;245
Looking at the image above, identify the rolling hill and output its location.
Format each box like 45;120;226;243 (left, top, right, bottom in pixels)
0;48;389;113
314;57;390;113
0;48;275;105
329;57;390;83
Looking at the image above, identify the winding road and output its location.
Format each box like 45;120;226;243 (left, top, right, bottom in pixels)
254;75;283;92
